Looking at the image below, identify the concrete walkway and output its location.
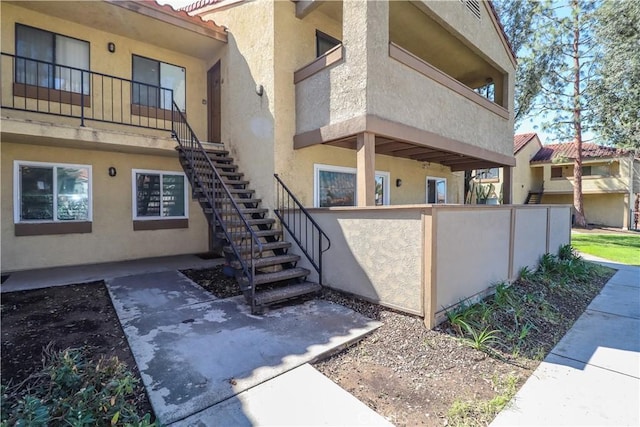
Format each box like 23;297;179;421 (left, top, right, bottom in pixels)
492;254;640;426
106;270;388;426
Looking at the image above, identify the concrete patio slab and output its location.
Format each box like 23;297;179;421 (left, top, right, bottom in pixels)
587;282;640;319
108;271;218;321
1;254;223;293
491;353;640;426
106;272;381;425
171;363;393;426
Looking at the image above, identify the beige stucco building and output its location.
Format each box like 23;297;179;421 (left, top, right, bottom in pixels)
2;0;517;274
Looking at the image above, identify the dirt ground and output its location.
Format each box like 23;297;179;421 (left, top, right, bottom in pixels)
2;264;611;426
0;282;153;416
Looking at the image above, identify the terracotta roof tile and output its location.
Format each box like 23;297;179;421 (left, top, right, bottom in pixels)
140;1;226;33
180;0;225;13
531;142;633;163
514;132;537;154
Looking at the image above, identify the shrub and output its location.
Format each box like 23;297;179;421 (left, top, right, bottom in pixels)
1;346;155;427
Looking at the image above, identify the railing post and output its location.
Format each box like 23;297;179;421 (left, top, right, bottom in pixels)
80;71;85;127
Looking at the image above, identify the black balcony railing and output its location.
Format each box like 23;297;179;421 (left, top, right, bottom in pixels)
1;52;177;131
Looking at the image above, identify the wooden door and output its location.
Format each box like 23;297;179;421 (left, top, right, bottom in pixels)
207;61;221;143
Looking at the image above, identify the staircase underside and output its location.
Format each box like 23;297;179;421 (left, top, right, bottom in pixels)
177;145;321;313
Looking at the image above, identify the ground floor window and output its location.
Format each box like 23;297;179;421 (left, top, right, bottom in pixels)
314;164;390;207
426;177;447;204
132;169;187;219
14;161;91;223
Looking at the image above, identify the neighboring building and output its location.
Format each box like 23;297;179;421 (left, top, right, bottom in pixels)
530;142;639;229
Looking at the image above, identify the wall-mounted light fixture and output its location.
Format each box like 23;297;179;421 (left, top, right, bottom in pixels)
256;84;264;97
108;167;117;177
396;178;402;187
107;42;116;53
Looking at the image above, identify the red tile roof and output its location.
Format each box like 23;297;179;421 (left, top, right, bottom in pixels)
140;0;226;34
531;142;634;163
180;0;225;13
514;132;537;154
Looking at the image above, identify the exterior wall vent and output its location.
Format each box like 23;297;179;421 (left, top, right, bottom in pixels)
461;0;482;20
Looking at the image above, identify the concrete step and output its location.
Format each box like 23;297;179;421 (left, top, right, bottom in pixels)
242;267;311;287
224;241;291;255
230;254;301;270
253;281;320;307
216;229;282;241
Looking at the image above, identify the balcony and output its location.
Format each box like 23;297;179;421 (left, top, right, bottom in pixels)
1;53;179;153
293;0;514;174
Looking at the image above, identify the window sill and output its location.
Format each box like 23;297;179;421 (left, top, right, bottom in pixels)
14;83;90;107
131;104;185;121
133;219;188;231
15;221;92;236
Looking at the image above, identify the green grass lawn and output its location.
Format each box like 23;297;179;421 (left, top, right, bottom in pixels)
571;233;640;265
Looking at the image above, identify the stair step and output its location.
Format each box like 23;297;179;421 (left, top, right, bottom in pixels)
222;217;276;227
253;281;321;307
230;254;301;270
194;187;254;196
242;267;311;287
204;207;268;215
224;240;291;254
199;197;261;205
216;229;282;241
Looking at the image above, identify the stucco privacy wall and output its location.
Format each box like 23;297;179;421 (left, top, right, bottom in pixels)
301;205;570;327
303;207;426;315
1;2;211;138
1;143;209;272
542;193;627;228
199;2;277;209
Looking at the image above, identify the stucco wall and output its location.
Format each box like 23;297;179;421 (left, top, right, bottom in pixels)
2;2;212;139
305;207;426;315
199;1;277;209
1;142;209;272
543;193;628;228
513;207;548;271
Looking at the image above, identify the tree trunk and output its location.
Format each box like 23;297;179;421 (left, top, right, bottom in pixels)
572;0;588;228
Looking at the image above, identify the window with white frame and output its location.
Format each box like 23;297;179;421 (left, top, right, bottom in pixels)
16;24;90;95
14;161;91;222
426;177;447;204
314;164;390;207
133;170;188;219
132;55;186;112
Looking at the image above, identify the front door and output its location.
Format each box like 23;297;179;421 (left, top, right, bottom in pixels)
207;61;221;143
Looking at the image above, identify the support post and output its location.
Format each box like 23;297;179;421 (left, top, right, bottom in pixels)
502;166;513;204
356;131;376;207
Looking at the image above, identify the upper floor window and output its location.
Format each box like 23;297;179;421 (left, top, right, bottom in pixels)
582;164;610;177
14;161;92;223
316;30;341;58
551;166;563;178
132;55;186;112
15;24;89;95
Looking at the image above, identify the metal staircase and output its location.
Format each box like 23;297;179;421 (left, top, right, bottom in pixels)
170;102;330;313
525;183;544;204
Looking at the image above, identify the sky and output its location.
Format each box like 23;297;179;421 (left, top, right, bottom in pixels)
158;0;194;9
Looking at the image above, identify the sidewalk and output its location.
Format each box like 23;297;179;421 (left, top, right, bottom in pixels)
491;254;640;426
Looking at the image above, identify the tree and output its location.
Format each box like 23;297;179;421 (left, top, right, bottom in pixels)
592;0;640;149
493;0;561;125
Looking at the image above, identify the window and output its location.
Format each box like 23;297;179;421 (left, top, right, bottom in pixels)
477;167;499;180
582;164;610;177
132;55;186;112
316;30;341;57
551;166;563;178
15;24;89;95
314;164;390;208
426;177;447;204
14;161;91;223
133;170;187;219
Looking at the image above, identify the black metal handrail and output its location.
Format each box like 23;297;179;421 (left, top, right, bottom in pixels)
171;101;263;303
274;174;331;285
2;52;176;131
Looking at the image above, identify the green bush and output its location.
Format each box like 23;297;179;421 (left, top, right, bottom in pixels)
1;347;155;427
